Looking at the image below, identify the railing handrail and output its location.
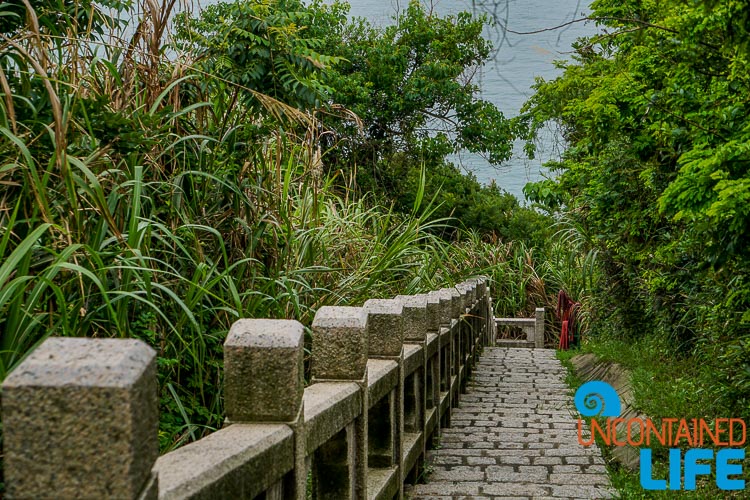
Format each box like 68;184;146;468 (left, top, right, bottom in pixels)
2;277;496;499
494;307;546;348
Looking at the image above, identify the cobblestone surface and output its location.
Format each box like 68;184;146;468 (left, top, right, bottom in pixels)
410;348;615;499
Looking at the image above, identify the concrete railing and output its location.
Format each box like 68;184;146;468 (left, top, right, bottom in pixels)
495;307;545;348
1;277;493;499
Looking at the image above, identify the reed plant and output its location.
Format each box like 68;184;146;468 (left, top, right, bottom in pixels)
0;2;590;478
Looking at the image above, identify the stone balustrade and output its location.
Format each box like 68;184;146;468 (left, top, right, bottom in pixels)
1;277;495;499
495;307;545;348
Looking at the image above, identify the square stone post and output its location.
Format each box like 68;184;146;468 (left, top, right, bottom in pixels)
476;277;493;346
429;288;458;415
441;287;464;399
312;306;369;499
2;338;158;499
394;294;431;487
459;280;478;360
224;319;305;497
463;279;480;348
425;291;448;430
363;298;404;499
535;307;546;348
454;283;473;388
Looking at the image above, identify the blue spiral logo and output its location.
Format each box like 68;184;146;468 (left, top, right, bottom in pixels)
574;381;621;417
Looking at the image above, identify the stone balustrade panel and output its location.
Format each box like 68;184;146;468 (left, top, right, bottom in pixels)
1;278;495;500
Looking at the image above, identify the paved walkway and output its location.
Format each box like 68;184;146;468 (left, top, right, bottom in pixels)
411;347;615;499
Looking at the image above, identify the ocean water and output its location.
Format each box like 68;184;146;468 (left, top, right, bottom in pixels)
338;0;598;200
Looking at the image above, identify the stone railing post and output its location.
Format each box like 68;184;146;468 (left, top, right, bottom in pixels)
311;306;369;499
477;277;492;345
223;319;305;497
428;288;455;422
363;298;404;498
1;338;158;499
394;294;430;486
463;279;480;349
455;282;478;379
442;287;464;398
535;307;545;348
396;295;429;425
424;291;449;430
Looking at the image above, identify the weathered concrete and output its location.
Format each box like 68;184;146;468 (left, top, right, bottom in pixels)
396;295;429;342
1;277;494;500
367;359;399;406
312;306;368;381
442;287;462;318
224;319;304;423
303;381;362;452
154;424;293;500
423;293;442;331
364;298;405;356
428;289;453;326
2;337;158;499
535;307;546;348
411;347;615;499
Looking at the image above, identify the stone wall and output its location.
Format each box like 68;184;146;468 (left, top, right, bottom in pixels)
1;277;494;499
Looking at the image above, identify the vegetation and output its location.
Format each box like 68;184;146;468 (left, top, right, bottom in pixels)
0;2;555;489
9;0;750;496
528;1;750;495
525;0;750;421
176;0;544;240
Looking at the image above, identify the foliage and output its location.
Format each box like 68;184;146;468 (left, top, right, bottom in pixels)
564;333;749;499
388;158;552;244
523;0;750;419
318;1;517;163
304;0;524;231
0;0;127;35
0;0;558;484
176;0;535;238
175;0;341;112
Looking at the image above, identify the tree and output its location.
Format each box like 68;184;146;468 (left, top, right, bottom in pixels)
524;0;750;414
311;0;519;194
178;0;533;237
175;0;340;112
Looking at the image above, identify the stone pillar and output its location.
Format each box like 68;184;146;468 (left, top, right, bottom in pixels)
425;291;448;429
224;319;305;497
312;306;369;499
363;298;404;497
454;283;473;387
2;337;158;499
476;277;492;346
394;294;430;486
463;279;480;347
459;281;478;361
365;298;405;355
428;289;454;423
535;307;546;348
428;289;453;327
442;288;463;398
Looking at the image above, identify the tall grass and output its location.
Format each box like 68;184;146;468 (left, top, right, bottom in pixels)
0;0;463;451
0;1;593;475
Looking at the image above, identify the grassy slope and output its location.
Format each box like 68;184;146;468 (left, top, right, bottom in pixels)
558;335;749;499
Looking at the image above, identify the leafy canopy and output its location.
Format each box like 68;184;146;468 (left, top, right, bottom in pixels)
524;0;750;414
312;0;518;174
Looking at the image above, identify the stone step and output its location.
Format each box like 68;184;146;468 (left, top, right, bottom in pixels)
411;346;615;499
495;339;535;348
